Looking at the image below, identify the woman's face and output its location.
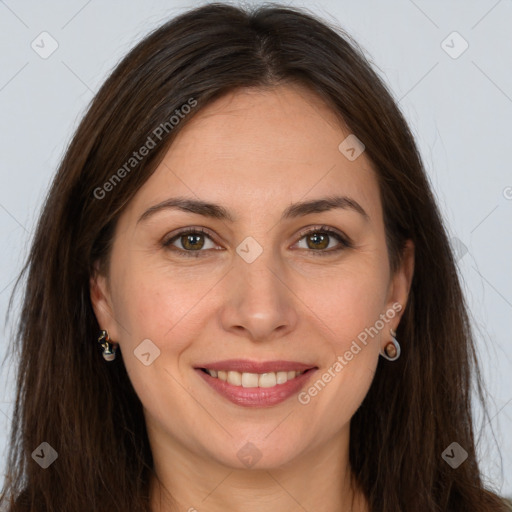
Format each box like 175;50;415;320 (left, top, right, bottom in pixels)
91;84;413;471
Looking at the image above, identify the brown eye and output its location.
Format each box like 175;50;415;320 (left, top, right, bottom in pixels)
180;233;205;250
162;228;218;257
305;232;330;250
295;226;352;256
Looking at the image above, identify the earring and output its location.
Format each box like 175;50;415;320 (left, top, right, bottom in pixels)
380;328;401;361
97;329;118;362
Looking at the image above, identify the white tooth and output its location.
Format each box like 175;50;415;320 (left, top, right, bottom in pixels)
227;370;242;386
259;372;277;387
276;371;288;385
207;369;304;386
241;372;259;388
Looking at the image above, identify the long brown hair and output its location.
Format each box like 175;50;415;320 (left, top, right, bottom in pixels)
1;3;508;511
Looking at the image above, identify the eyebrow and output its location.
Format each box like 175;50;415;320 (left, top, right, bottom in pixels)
136;194;370;224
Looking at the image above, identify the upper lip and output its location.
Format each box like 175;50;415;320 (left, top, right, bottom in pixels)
195;359;317;373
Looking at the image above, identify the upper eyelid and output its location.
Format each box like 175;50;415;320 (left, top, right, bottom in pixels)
162;226;216;245
296;225;348;241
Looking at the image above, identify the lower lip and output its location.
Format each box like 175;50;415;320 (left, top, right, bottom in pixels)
195;368;317;407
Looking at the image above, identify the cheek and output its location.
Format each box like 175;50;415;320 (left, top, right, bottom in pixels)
110;258;212;358
318;263;389;346
310;262;389;416
300;275;385;431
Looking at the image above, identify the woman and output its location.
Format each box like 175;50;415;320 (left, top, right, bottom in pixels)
0;3;509;511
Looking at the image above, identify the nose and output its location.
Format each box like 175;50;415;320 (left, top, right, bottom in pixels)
218;245;299;343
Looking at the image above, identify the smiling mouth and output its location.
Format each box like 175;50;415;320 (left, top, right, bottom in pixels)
198;368;313;388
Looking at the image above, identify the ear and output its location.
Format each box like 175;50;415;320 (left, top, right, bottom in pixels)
384;239;415;329
89;262;121;342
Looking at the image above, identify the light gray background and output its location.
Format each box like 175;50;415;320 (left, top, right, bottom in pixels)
1;0;511;497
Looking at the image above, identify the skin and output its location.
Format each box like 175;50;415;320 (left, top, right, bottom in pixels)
90;83;414;512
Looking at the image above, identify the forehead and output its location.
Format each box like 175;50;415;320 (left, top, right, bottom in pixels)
122;84;381;226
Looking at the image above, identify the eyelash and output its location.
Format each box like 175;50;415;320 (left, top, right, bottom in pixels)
161;225;352;258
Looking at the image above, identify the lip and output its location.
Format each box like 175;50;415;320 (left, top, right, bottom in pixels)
194;359;315;373
195;366;318;407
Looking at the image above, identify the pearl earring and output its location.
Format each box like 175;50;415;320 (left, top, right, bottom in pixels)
97;329;118;362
